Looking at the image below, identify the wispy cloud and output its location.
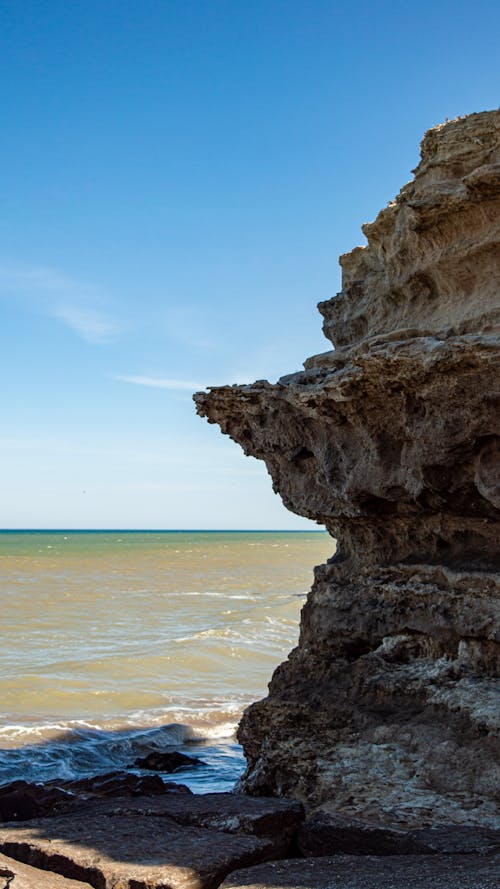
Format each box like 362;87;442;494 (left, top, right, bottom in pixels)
52;305;118;344
113;374;207;391
0;265;72;293
0;263;120;344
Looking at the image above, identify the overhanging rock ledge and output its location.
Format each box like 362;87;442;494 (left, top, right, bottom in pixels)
194;110;500;829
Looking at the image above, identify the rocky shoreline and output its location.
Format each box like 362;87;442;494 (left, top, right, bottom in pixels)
195;109;500;831
0;777;498;888
2;110;499;888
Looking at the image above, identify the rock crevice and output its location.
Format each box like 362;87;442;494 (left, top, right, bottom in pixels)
195;110;500;828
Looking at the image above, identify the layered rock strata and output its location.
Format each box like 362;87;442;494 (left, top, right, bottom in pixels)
195;110;500;828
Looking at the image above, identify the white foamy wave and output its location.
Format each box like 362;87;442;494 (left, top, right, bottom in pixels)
0;720;98;742
195;721;238;740
179;591;260;601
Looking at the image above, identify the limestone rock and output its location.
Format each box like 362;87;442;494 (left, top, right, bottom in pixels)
195;110;500;828
318;111;500;349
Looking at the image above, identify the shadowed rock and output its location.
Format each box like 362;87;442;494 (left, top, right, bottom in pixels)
0;782;71;823
219;854;500;889
298;813;500;856
0;773;191;822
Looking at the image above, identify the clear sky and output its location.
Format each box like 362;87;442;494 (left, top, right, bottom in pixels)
1;0;499;529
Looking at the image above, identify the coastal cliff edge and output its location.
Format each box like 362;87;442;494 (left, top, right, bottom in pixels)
195;110;500;829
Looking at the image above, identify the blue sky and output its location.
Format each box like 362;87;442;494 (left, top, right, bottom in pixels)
1;0;499;529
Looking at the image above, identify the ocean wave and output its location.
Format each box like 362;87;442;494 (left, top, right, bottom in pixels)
0;715;244;789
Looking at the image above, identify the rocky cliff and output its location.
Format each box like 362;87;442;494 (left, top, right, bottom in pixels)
194;110;500;829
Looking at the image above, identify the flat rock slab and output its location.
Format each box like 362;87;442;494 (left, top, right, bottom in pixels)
220;854;500;889
0;810;281;889
0;851;92;889
75;792;303;839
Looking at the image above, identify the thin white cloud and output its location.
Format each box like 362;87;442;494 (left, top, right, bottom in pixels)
53;305;118;344
0;263;120;344
113;374;207;391
0;265;73;293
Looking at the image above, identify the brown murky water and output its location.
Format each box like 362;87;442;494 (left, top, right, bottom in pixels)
0;530;333;790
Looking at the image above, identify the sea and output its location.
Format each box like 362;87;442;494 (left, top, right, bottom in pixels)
0;530;333;793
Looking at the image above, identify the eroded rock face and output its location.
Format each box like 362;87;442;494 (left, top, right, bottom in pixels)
194;110;500;828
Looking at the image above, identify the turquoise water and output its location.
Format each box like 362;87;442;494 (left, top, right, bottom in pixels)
0;530;333;791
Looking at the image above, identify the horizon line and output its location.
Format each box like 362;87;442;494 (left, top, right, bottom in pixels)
0;528;327;533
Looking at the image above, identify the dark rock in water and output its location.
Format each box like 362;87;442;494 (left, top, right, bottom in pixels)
132;750;203;772
0;793;303;889
57;770;192;798
298;812;500;857
0;772;191;821
220;854;500;889
0;781;71;822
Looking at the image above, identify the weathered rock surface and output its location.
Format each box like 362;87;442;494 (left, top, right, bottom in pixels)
0;793;303;889
195;110;500;828
220;854;500;889
0;852;93;888
78;791;303;840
